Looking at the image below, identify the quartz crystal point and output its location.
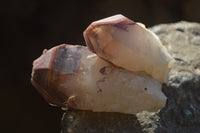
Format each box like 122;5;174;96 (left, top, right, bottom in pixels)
84;14;172;83
31;44;166;114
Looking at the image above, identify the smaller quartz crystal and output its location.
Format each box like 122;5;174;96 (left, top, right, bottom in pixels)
84;14;172;83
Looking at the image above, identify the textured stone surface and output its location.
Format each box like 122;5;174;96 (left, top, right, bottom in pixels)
62;21;200;133
61;109;143;133
151;21;200;133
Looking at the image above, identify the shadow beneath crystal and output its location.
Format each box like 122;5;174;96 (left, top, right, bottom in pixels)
61;109;144;133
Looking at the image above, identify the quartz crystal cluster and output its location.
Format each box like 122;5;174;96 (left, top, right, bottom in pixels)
31;14;172;114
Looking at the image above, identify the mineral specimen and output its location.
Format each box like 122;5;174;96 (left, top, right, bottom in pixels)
31;14;172;114
84;14;172;83
31;44;166;114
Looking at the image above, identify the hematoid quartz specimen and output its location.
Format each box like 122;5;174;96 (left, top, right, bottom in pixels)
31;14;172;115
84;14;172;83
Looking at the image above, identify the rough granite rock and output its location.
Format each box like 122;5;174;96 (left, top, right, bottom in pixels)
62;21;200;133
152;21;200;133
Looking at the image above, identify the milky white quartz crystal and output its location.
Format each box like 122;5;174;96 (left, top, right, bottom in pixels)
84;14;172;83
31;44;166;114
31;15;172;114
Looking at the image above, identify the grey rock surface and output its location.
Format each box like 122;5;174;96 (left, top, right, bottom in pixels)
62;21;200;133
61;109;143;133
151;21;200;133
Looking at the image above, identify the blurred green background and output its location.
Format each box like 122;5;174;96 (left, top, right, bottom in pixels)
1;0;200;133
